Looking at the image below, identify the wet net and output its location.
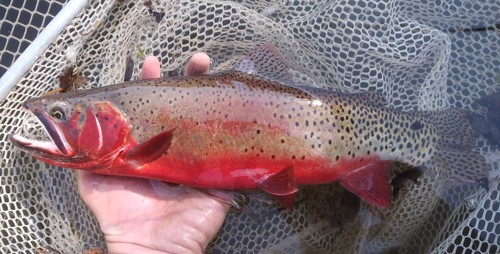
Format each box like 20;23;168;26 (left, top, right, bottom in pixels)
0;0;498;253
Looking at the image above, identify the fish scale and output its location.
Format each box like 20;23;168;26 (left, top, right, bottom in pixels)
10;45;489;209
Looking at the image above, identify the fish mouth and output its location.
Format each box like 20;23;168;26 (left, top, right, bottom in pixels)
10;109;74;157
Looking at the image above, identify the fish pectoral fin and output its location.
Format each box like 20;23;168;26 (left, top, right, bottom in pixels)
123;129;174;166
338;160;392;209
257;166;298;208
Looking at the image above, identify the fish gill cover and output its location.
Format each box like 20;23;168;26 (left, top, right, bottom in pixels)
0;0;498;253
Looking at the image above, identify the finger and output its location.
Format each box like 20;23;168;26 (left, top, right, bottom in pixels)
76;170;103;205
77;170;109;191
185;52;210;76
141;56;161;79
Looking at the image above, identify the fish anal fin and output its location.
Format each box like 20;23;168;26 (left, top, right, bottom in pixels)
123;129;174;166
257;166;298;207
79;108;103;154
338;160;392;209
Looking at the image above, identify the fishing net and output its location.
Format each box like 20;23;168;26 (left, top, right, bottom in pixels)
0;0;498;253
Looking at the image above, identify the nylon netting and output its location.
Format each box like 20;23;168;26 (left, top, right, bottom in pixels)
0;0;498;253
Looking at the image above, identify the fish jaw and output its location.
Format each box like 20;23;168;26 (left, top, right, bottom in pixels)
10;134;65;156
10;109;75;158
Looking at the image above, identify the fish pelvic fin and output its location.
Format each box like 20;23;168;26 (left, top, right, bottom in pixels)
338;160;393;209
257;166;298;208
423;109;490;187
205;190;249;211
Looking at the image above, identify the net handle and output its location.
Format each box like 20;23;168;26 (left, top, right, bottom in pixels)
0;0;89;101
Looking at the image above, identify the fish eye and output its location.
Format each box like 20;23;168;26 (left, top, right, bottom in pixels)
48;103;67;121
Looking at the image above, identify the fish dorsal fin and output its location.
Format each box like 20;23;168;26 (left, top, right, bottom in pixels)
236;44;293;82
123;129;174;167
338;160;393;209
257;166;298;208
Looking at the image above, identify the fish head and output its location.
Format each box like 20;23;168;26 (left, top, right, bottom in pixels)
10;95;132;170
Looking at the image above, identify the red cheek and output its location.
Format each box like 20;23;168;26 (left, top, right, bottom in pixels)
61;109;82;149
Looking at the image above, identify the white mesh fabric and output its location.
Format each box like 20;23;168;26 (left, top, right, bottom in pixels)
0;0;498;253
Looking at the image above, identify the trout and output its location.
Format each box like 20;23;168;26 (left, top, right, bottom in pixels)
10;45;488;208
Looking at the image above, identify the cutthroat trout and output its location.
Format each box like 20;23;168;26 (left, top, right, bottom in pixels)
10;45;488;208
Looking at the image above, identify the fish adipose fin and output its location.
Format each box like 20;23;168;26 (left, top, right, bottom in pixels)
423;109;490;188
236;44;294;83
350;92;388;108
123;129;174;167
257;166;298;208
338;160;393;209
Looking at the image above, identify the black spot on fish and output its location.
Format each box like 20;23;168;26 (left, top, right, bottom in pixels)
410;121;423;130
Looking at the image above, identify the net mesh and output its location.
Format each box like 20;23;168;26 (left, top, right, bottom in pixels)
1;0;498;253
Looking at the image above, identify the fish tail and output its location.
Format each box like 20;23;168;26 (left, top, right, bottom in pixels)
422;109;489;187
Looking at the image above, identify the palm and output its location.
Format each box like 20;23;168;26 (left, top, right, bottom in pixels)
78;172;228;253
77;53;228;253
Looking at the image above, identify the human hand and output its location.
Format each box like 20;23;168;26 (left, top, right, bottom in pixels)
78;53;230;254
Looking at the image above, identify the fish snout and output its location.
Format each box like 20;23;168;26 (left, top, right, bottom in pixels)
22;98;47;113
